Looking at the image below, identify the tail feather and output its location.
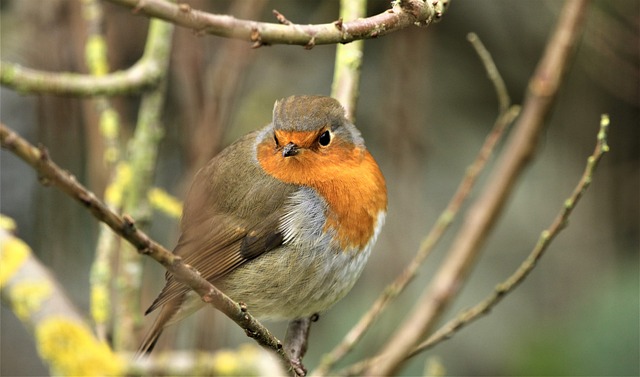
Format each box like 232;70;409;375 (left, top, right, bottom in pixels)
135;296;183;359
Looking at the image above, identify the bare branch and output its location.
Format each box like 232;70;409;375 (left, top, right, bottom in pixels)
81;0;126;342
331;0;366;121
366;0;590;375
467;32;511;113
409;114;610;357
314;109;519;377
343;115;609;376
0;15;173;96
105;0;449;47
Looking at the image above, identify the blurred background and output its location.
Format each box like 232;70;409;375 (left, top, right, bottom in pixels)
1;0;638;375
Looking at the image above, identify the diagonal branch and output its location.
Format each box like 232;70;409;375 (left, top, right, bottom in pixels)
313;32;519;377
0;123;290;366
409;115;610;356
341;114;610;376
366;0;590;375
105;0;449;48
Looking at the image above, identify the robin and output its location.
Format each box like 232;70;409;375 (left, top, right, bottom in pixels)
137;95;387;362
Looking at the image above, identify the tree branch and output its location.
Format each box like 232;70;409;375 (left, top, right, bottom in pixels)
112;17;174;351
0;226;124;376
341;114;609;376
81;0;126;342
409;115;610;356
0;123;290;366
367;0;590;375
312;32;519;377
330;0;366;121
0;5;172;96
105;0;449;48
313;108;519;377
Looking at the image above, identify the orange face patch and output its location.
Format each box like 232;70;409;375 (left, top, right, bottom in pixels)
274;129;322;150
257;130;387;250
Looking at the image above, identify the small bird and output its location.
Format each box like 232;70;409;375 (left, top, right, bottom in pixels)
138;95;387;360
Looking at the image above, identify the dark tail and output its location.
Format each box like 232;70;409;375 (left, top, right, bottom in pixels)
135;297;182;359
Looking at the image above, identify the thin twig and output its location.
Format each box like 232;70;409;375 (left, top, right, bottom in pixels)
313;34;518;377
409;115;610;356
467;32;510;113
105;0;449;47
0;123;290;366
272;9;292;25
367;1;590;375
342;114;609;376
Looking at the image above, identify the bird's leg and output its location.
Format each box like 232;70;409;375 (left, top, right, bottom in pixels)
284;315;318;377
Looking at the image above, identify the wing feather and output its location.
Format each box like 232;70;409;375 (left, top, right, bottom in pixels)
145;130;295;315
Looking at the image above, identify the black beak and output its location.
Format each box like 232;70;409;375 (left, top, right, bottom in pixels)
282;142;299;157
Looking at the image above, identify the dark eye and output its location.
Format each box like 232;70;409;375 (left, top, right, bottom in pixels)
273;133;279;146
318;130;331;147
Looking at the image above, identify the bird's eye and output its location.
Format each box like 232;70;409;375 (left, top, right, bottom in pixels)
273;133;279;146
318;130;331;147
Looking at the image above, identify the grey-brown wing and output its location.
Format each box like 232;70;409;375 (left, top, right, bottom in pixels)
145;129;295;314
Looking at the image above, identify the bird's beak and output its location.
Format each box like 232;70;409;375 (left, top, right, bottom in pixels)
282;142;299;157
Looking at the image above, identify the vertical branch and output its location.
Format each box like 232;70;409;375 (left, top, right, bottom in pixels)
331;0;366;121
81;0;125;342
408;115;610;357
314;32;518;377
112;18;174;352
367;0;590;375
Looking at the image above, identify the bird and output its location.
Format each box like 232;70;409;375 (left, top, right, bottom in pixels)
137;95;387;360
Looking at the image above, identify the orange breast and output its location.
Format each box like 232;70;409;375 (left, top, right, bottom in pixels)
257;135;387;250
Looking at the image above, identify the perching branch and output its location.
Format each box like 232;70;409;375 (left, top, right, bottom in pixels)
0;124;290;367
105;0;449;48
367;1;590;375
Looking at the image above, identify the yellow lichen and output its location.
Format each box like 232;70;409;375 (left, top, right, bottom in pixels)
10;281;52;320
0;214;17;231
91;285;110;324
104;162;132;205
103;146;119;165
0;236;29;288
212;349;241;375
85;35;109;76
148;187;183;219
36;317;123;376
100;108;120;140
